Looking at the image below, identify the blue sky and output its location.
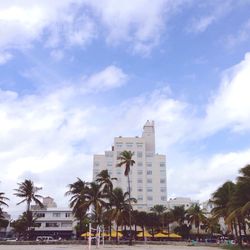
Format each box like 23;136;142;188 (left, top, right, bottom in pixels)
1;0;250;216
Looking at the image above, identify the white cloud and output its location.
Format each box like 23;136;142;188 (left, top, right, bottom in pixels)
187;0;234;33
168;148;250;201
225;19;250;48
0;0;186;57
204;52;250;133
0;51;13;64
85;0;180;55
82;65;128;93
50;49;64;61
189;15;215;33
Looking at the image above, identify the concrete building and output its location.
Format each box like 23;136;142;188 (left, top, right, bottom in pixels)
93;120;167;211
31;197;76;239
167;197;199;210
0;211;11;238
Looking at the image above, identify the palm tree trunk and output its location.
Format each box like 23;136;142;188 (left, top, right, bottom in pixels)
116;223;119;244
127;174;132;246
237;217;242;247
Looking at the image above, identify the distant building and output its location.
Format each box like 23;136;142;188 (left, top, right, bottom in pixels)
31;197;76;239
0;211;11;238
167;197;199;210
93;120;167;211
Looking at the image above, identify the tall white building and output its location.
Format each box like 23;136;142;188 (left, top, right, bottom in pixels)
93;120;167;211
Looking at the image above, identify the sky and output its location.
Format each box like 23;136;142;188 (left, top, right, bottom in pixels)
1;0;250;218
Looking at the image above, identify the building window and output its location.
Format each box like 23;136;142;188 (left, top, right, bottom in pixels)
137;195;143;201
137;152;143;158
116;170;121;175
136;143;143;148
160;170;166;174
53;213;60;217
105;152;113;157
147;196;153;201
137;162;143;167
137;170;143;175
146;162;152;167
138;188;143;192
146;153;153;157
116;151;121;159
116;143;123;148
34;223;41;227
160;163;165;167
126;143;133;148
61;222;72;227
94;162;99;167
147;179;152;184
137;179;143;184
160;179;165;184
107;162;113;167
161;196;166;201
35;213;45;218
147;170;152;175
147;188;153;192
160;188;166;192
46;222;59;227
65;213;71;218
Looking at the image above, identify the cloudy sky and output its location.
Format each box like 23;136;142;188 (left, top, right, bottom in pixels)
1;0;250;217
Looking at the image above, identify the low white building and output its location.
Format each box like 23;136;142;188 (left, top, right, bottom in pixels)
167;197;199;210
0;211;11;238
31;197;77;240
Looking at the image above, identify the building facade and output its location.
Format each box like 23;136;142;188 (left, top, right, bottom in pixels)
167;197;199;210
93;120;167;211
31;197;76;239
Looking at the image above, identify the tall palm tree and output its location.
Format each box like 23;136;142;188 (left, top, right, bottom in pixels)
117;150;135;246
65;178;88;237
171;205;186;226
13;179;43;212
96;169;117;194
81;182;109;226
135;211;147;239
0;192;9;208
211;181;236;235
163;210;174;234
186;204;207;237
150;204;167;230
109;187;136;243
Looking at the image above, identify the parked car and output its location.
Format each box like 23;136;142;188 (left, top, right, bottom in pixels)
36;236;55;242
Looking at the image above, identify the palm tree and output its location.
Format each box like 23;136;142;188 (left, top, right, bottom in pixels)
186;204;207;237
96;169;117;194
0;192;9;208
65;178;88;237
135;211;147;239
211;181;236;235
171;205;186;226
117;150;135;245
109;187;136;243
81;182;109;226
150;204;167;230
163;210;174;234
13;179;43;239
13;179;43;212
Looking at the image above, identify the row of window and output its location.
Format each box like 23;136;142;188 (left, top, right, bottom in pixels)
35;212;71;218
137;196;166;201
137;179;166;184
116;142;144;148
94;161;165;168
137;187;166;192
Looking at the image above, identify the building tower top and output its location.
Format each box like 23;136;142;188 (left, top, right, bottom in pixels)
142;120;155;153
